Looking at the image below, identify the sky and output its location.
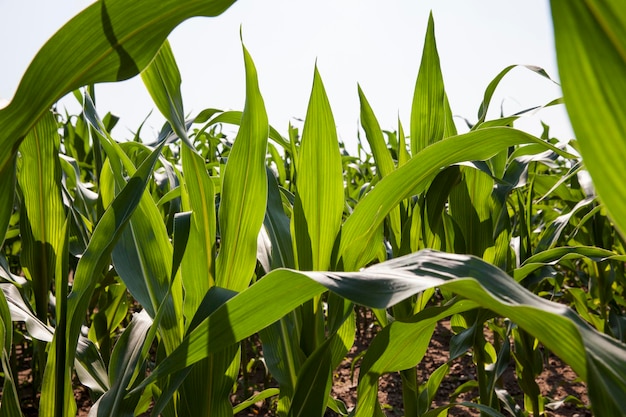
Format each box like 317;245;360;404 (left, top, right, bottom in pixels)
0;0;573;151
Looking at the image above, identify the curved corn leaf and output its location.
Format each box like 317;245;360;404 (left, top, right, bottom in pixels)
0;283;53;343
264;168;295;270
358;86;395;178
200;110;290;150
355;301;476;416
515;245;626;282
0;0;237;260
339;128;563;271
131;250;625;415
140;35;217;320
88;310;153;417
551;0;626;240
474;64;558;128
232;388;280;414
0;0;237;175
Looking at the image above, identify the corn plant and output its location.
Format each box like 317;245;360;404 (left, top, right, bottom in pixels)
1;0;626;416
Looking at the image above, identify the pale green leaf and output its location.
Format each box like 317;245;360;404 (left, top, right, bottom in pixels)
215;42;269;292
293;67;344;271
411;13;453;154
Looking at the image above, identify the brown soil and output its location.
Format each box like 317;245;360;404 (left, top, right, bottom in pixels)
9;308;590;416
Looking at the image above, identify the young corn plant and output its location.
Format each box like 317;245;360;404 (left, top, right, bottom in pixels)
1;1;626;416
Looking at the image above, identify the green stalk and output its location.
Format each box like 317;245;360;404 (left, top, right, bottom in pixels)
393;299;419;416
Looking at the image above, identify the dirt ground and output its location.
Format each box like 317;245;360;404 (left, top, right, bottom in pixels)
11;308;590;416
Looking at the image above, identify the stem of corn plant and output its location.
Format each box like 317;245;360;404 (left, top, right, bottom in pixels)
393;299;419;416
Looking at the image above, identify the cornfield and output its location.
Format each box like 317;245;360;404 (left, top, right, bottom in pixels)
0;1;625;416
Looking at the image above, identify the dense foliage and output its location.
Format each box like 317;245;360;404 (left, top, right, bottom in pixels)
0;1;625;416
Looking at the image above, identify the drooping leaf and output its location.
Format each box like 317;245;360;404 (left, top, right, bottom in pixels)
132;250;626;416
339;128;565;271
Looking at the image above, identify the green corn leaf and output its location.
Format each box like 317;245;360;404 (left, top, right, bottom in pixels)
200;110;290;150
0;288;22;417
551;0;626;244
358;86;396;178
232;388;281;414
0;283;53;343
358;86;403;249
0;157;16;247
411;12;454;154
294;66;344;271
83;96;184;357
17;112;66;322
141;40;191;145
0;0;234;247
264;168;295;270
397;118;410;165
475;65;558;128
75;336;110;396
88;310;153;417
417;363;451;414
515;246;626;283
287;338;334;417
39;141;164;417
180;146;216;319
448;167;495;258
52;216;71;417
339;128;563;271
355;302;474;417
215;42;269;292
131;250;625;416
0;0;237;176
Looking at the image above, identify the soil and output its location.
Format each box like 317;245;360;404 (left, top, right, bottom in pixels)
9;307;590;416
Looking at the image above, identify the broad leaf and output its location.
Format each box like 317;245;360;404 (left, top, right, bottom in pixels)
551;0;626;240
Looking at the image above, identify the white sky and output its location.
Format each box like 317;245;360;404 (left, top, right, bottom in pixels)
0;0;573;151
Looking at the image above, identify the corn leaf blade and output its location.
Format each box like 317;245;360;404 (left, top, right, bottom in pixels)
215;42;269;292
551;0;626;241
